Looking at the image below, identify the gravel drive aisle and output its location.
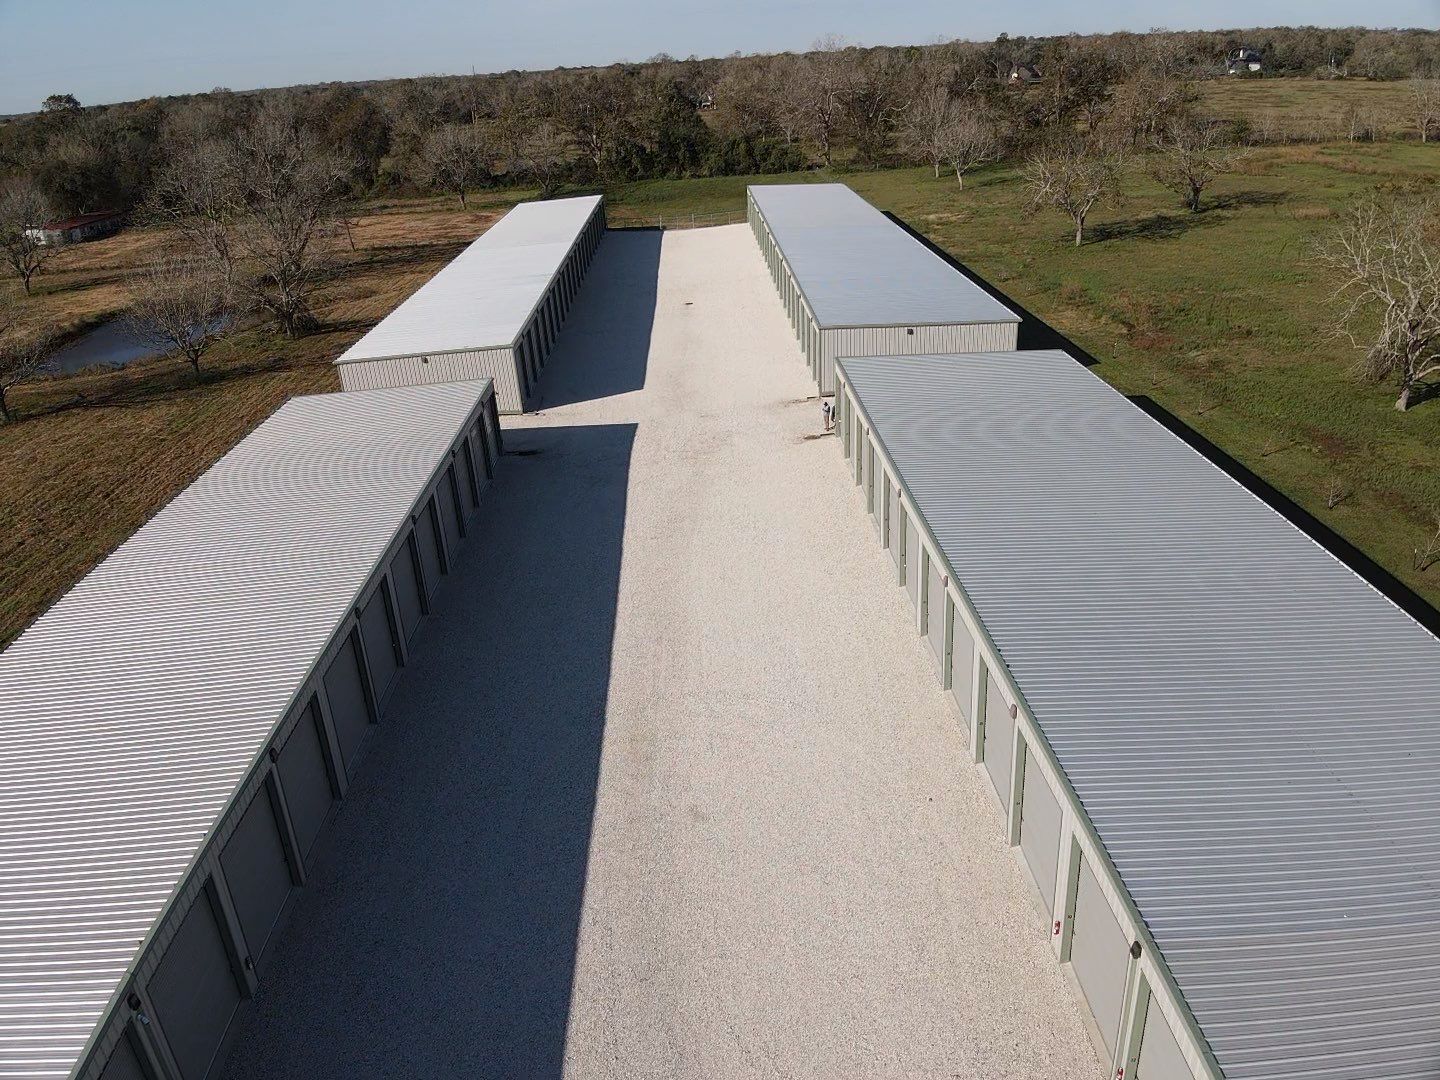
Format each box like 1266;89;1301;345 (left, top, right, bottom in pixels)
221;224;1103;1080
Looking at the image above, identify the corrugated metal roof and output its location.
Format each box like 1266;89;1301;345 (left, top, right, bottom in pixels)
336;195;602;364
838;350;1440;1080
748;184;1018;330
0;380;491;1079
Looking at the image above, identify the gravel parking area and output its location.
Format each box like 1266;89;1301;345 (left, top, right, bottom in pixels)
221;224;1103;1080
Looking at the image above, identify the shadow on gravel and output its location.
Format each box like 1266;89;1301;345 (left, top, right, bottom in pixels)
221;422;637;1080
538;229;660;409
882;210;1100;366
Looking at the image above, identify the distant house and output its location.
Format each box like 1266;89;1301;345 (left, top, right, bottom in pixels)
1227;48;1264;75
698;92;716;110
23;210;123;247
1008;63;1042;85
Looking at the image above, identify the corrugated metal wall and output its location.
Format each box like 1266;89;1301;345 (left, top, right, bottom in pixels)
336;200;605;413
749;189;1019;397
833;368;1210;1080
818;323;1018;395
336;351;524;408
339;348;523;410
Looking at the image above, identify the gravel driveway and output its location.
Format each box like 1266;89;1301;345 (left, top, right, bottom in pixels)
221;224;1103;1080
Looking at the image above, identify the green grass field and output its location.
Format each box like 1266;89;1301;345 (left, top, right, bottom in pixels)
3;89;1439;645
596;142;1440;615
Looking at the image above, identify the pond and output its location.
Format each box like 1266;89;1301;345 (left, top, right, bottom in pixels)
49;319;169;375
48;317;229;376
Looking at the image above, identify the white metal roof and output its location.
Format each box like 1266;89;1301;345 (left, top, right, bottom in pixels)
0;380;492;1079
838;350;1440;1080
335;195;602;365
748;183;1019;330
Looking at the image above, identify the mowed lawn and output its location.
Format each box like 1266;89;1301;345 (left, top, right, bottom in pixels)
3;90;1439;645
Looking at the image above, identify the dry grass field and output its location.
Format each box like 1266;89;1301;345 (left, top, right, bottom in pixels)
1201;77;1423;139
0;191;526;643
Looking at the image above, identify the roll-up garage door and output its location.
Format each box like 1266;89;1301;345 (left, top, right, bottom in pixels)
949;613;975;719
853;422;863;484
358;588;398;703
388;538;423;643
874;473;886;536
1137;998;1194;1080
483;403;501;467
147;891;241;1080
469;428;492;494
276;701;334;863
415;500;444;599
925;559;945;673
904;516;920;610
865;442;876;514
219;786;293;964
437;464;464;557
890;500;904;573
459;437;482;512
982;669;1014;802
1018;748;1063;916
1071;855;1132;1060
96;1031;147;1080
322;634;372;778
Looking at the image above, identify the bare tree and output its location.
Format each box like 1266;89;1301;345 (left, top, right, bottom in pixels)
1409;78;1440;143
149;101;348;339
1149;118;1242;212
229;100;351;338
546;69;634;181
767;58;810;148
124;254;234;379
510;121;574;197
796;37;857;167
1340;102;1379;143
145;139;242;287
1103;72;1195;151
0;330;54;423
1317;196;1440;412
937;109;1001;187
711;60;779;142
846;49;908;167
1416;512;1440;572
1025;138;1124;246
416;123;493;208
0;181;56;295
898;84;955;179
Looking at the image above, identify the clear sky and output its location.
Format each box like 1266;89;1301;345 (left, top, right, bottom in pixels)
0;0;1436;115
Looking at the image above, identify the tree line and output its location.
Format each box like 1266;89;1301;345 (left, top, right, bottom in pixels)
0;24;1436;420
3;25;1439;220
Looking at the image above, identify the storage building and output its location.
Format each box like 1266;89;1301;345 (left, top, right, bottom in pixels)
24;210;124;246
747;183;1019;394
833;349;1440;1080
0;379;502;1080
334;195;605;412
